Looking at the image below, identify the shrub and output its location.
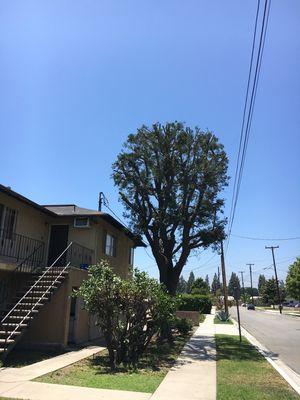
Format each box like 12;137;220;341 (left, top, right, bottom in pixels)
217;310;230;321
177;294;212;314
75;260;176;370
174;317;193;336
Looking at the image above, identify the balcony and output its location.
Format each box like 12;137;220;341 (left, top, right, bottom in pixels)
0;229;45;272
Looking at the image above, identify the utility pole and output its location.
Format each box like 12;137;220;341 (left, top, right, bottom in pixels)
265;245;282;314
98;192;104;211
239;270;246;303
247;263;254;304
234;286;242;342
220;241;229;315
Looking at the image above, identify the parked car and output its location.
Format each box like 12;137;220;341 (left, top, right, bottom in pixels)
247;304;255;310
294;303;300;308
242;303;247;307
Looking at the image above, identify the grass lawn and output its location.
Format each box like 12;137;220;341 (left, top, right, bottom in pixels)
216;335;299;400
35;332;191;393
0;348;67;368
214;316;233;324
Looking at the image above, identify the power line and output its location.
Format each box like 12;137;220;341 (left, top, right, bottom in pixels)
231;234;300;241
227;0;261;243
226;0;272;252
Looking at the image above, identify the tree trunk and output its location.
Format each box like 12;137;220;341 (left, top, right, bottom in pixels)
159;264;181;295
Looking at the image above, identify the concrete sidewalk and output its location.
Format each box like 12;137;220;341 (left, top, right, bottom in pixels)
151;314;217;400
0;381;151;400
0;345;105;383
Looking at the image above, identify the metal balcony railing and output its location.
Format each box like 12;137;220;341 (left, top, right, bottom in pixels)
0;229;45;271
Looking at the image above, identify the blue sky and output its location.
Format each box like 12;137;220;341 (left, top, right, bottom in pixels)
1;1;299;288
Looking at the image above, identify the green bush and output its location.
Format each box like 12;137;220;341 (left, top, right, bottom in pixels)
176;294;212;313
76;260;176;370
177;294;212;314
174;317;193;336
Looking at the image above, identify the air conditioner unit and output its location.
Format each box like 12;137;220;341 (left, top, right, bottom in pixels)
74;217;90;228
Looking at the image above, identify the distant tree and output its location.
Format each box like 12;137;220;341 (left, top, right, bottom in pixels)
112;122;229;294
279;280;286;302
244;287;259;297
211;273;219;295
191;277;210;295
258;274;266;295
228;272;241;298
205;274;210;288
262;278;279;307
177;276;188;294
286;258;300;301
186;271;195;294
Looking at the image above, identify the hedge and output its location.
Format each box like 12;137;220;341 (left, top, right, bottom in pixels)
177;294;212;314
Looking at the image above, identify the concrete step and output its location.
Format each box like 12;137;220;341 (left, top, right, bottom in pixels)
2;323;27;328
0;330;21;336
0;339;14;344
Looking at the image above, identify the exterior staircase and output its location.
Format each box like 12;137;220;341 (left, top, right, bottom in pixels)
0;243;73;360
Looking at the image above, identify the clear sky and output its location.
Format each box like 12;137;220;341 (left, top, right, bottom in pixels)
1;1;299;288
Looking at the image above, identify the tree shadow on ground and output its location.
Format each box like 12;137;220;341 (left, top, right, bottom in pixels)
89;333;190;375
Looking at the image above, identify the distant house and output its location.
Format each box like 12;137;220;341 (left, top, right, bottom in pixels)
0;184;145;358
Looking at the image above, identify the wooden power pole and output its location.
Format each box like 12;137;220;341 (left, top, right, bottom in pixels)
220;241;229;315
239;270;246;303
265;245;282;314
247;263;255;304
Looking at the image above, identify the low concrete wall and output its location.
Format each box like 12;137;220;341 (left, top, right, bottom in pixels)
176;311;200;326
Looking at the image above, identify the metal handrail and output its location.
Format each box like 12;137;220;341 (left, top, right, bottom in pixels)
1;242;73;324
0;229;45;267
3;263;71;344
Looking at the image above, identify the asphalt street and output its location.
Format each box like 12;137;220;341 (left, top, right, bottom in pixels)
230;307;300;375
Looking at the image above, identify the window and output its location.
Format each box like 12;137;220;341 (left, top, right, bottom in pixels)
74;217;89;228
3;207;17;239
129;247;134;266
103;232;117;257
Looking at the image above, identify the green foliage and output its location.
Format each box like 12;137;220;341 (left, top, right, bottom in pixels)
261;278;285;306
112;122;229;294
258;274;266;295
286;258;300;301
228;272;241;298
211;272;221;295
191;277;210;295
176;276;188;294
177;294;212;314
244;287;259;297
76;260;176;370
173;317;193;336
186;271;195;294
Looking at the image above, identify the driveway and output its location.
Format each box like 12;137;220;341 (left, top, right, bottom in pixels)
230;307;300;375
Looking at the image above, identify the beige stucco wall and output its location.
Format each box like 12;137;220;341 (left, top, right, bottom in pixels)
0;191;135;277
0;192;54;267
19;268;101;348
47;216;135;278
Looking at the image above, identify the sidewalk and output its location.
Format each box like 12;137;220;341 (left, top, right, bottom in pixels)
151;314;217;400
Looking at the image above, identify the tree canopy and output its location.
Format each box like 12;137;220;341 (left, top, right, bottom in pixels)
258;274;266;295
113;122;228;294
286;258;300;301
191;277;210;295
228;272;241;298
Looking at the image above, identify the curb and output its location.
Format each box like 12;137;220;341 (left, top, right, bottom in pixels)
231;317;300;396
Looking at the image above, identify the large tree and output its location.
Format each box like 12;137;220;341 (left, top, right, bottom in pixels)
113;122;228;294
286;258;300;301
